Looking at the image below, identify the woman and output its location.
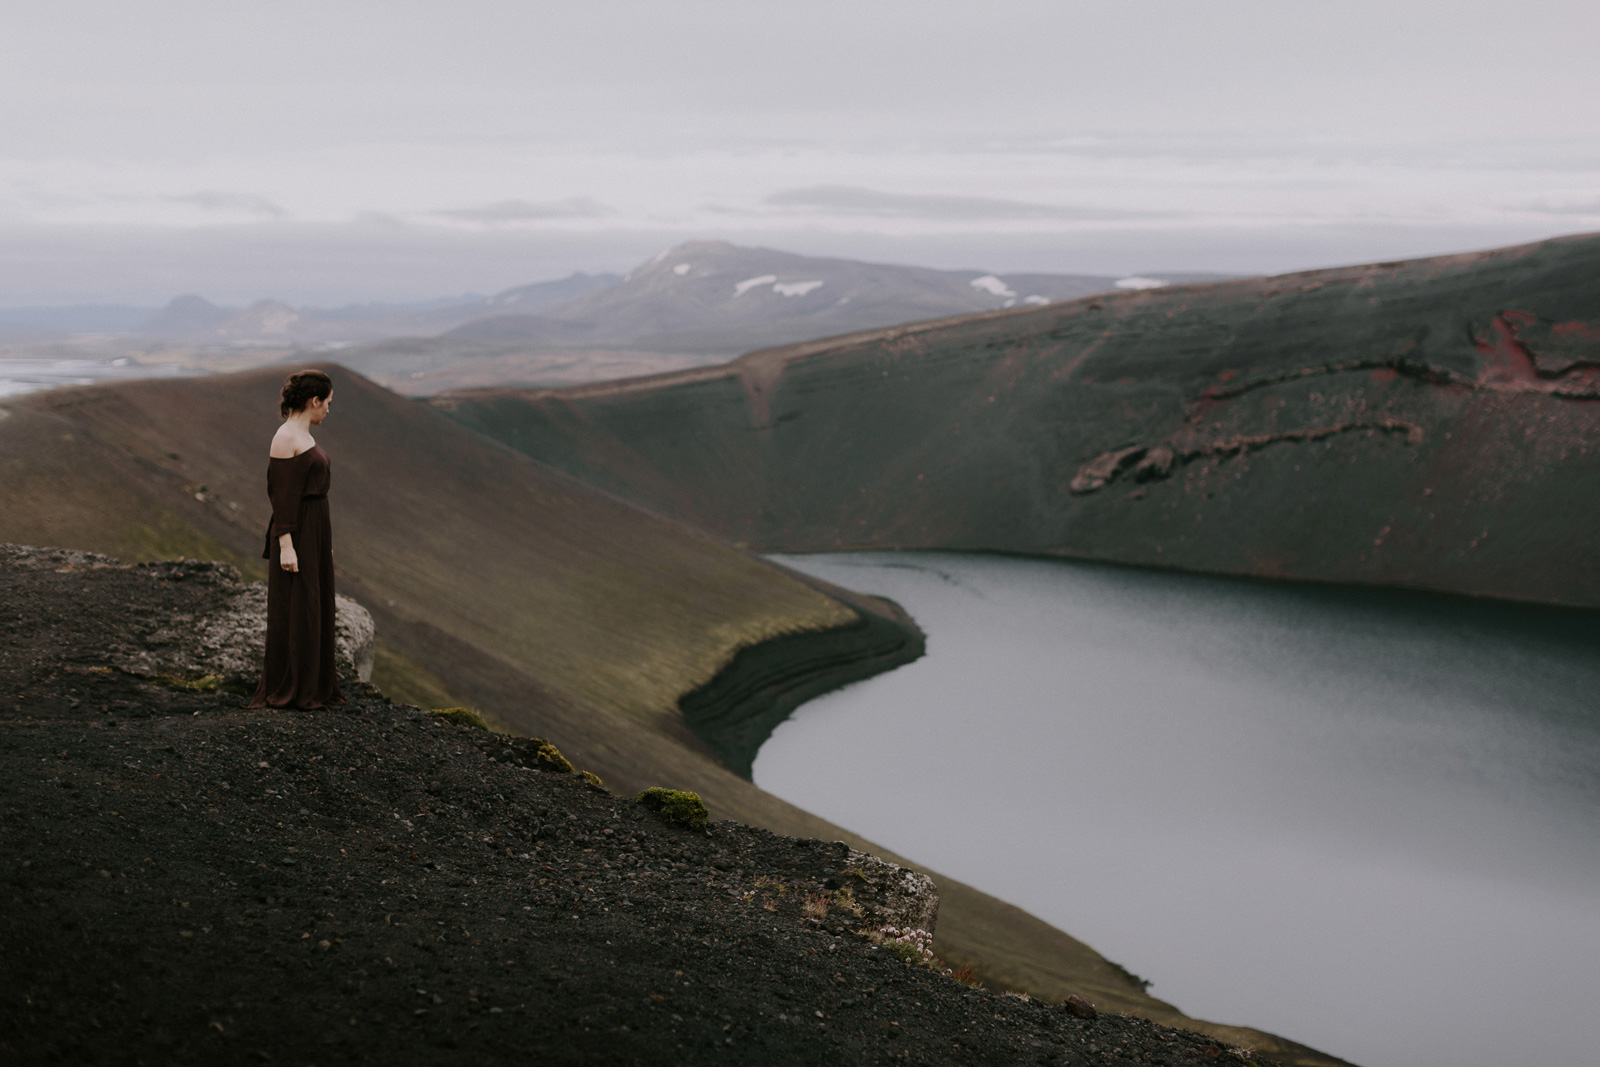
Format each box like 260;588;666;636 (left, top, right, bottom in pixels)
250;370;344;709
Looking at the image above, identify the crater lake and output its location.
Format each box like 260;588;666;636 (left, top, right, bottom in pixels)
755;552;1600;1067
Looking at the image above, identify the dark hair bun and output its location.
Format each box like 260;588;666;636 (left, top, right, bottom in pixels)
280;370;334;417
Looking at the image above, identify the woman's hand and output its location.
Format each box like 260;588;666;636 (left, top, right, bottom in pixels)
279;533;299;573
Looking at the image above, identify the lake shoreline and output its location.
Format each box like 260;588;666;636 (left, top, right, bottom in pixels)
679;565;927;778
754;551;1600;1067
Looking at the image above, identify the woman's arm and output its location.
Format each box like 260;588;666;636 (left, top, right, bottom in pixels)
268;451;312;568
278;532;299;572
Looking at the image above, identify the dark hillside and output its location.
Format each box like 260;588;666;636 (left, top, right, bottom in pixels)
0;370;1344;1062
435;232;1600;607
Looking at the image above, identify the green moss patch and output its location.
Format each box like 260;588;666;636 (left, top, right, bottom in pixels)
528;738;575;774
150;672;251;696
430;707;490;731
636;787;708;830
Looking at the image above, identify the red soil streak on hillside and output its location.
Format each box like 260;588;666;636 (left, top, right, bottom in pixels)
1477;313;1545;386
1073;309;1600;499
1479;312;1600;395
1553;320;1600;341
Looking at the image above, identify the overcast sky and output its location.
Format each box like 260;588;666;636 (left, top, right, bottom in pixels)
3;0;1598;304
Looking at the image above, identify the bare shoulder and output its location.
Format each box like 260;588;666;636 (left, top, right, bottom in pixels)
269;425;313;459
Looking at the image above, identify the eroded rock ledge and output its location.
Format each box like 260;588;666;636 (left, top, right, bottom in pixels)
0;542;373;690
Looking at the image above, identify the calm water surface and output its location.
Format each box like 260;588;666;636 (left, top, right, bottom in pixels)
755;553;1600;1067
0;358;191;399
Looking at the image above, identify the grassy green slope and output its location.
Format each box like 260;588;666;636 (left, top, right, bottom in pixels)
0;367;1349;1066
436;232;1600;608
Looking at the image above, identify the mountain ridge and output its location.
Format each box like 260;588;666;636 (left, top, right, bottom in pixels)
128;273;625;345
333;241;1227;395
441;240;1211;355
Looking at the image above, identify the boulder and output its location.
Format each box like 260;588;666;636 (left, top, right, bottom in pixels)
832;845;940;935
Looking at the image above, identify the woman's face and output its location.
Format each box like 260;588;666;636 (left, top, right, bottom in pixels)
307;392;332;425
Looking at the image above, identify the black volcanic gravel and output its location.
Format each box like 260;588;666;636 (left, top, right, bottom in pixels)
1;559;1275;1066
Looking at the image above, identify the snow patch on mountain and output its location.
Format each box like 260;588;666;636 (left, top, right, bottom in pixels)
734;274;778;296
969;275;1017;299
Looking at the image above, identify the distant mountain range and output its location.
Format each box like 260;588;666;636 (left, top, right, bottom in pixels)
2;243;1224;354
128;272;623;345
2;243;1233;393
328;242;1232;393
440;241;1228;355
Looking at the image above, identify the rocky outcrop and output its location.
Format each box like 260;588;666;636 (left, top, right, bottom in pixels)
1069;419;1426;494
834;845;941;936
0;543;374;688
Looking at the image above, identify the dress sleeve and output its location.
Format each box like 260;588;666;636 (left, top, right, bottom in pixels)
269;460;311;539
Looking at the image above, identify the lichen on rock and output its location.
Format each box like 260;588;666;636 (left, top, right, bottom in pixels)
829;845;939;936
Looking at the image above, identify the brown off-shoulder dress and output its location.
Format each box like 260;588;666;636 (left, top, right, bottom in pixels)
249;445;344;709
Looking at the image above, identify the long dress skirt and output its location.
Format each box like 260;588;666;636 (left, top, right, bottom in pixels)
250;446;344;709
